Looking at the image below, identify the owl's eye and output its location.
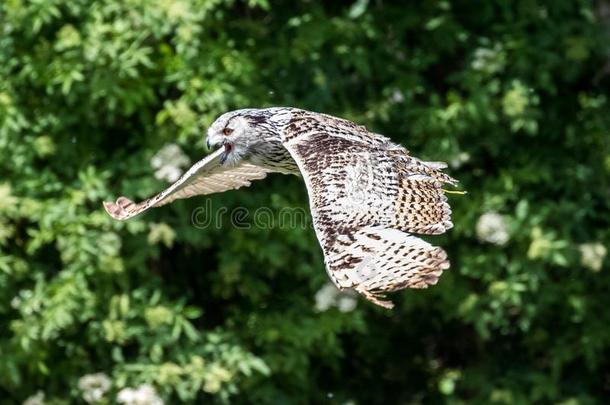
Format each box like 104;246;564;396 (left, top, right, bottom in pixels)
222;128;233;136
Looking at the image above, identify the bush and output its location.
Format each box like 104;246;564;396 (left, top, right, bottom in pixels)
1;0;609;403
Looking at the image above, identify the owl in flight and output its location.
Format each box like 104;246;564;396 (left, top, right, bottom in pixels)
104;108;459;309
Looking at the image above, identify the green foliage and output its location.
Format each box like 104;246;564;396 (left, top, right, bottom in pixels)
1;0;609;403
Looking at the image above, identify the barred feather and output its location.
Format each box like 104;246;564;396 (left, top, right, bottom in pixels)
281;109;458;308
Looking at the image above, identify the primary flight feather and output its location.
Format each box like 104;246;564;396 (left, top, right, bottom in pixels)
104;107;459;309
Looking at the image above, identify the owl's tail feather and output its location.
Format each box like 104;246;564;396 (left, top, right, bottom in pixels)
331;226;450;309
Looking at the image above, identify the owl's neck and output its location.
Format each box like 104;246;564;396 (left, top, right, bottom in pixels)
247;139;300;175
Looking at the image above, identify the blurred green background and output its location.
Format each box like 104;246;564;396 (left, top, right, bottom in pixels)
1;0;610;403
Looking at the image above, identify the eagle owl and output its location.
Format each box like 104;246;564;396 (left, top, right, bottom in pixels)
104;107;459;309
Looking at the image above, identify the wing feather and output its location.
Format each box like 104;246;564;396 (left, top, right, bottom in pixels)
281;116;458;308
103;148;272;220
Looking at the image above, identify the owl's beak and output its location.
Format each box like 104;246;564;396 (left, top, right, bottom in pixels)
206;136;221;150
206;135;229;163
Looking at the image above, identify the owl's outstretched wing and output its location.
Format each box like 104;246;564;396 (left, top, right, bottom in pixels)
281;117;458;309
103;148;272;220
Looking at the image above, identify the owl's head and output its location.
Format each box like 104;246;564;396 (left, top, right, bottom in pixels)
206;108;277;165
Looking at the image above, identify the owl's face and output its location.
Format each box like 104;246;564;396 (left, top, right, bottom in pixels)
206;109;271;165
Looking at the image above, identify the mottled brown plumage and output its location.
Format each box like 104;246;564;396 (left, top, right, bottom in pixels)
104;107;459;309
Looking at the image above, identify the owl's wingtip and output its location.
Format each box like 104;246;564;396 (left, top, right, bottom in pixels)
103;197;135;220
103;200;122;220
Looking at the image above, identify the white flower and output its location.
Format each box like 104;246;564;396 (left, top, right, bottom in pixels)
154;165;183;183
579;243;607;272
78;373;112;404
10;296;21;309
315;282;358;312
117;384;164;405
336;295;358;313
449;152;470;169
23;391;45;405
476;212;510;246
315;283;336;311
471;43;506;74
150;144;190;183
390;89;405;103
